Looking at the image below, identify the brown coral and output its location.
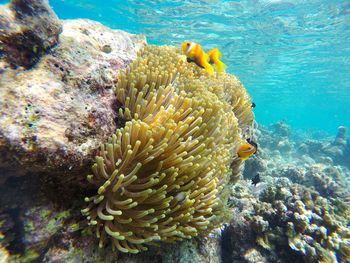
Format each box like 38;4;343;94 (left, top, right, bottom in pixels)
81;45;254;253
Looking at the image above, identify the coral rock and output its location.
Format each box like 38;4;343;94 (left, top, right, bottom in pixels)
0;0;62;68
333;126;347;146
270;121;291;138
0;19;146;175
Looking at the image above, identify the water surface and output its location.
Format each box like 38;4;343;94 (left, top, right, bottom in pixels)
2;0;350;134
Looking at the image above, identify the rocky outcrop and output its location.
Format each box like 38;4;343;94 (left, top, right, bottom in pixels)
0;0;62;68
333;126;347;146
0;18;146;175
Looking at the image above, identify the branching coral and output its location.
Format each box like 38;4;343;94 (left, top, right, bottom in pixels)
281;165;349;202
253;184;350;263
227;176;350;263
81;45;254;253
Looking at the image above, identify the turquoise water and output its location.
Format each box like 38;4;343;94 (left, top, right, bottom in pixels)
2;0;350;134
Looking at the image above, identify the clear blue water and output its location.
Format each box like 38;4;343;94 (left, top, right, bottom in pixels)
2;0;350;134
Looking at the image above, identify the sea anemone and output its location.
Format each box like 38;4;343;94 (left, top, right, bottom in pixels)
81;45;254;253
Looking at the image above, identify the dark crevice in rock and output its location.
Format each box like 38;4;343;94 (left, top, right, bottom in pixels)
0;170;92;259
220;226;233;263
113;98;127;130
5;208;26;256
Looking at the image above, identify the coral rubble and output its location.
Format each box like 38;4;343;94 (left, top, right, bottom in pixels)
82;45;254;253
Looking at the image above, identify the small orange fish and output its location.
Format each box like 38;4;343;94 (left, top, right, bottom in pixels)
237;139;257;160
182;41;214;74
207;48;226;73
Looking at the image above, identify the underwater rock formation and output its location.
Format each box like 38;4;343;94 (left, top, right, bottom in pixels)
257;123;294;155
334;126;350;166
270;121;291;138
0;18;146;175
82;45;254;253
0;0;62;68
42;235;222;263
333;126;347;147
296;126;350;168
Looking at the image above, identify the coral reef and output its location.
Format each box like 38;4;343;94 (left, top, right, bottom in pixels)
270;121;291;138
225;177;350;263
257;123;295;156
296;125;350;168
223;122;350;263
262;181;349;262
82;45;254;253
277;164;349;201
245;122;349;200
0;0;62;68
0;18;145;175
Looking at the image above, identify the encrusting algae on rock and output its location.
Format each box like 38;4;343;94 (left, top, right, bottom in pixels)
81;45;254;253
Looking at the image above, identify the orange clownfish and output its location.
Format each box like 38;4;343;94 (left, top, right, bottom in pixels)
207;48;226;73
182;41;214;74
237;138;258;161
182;41;226;74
